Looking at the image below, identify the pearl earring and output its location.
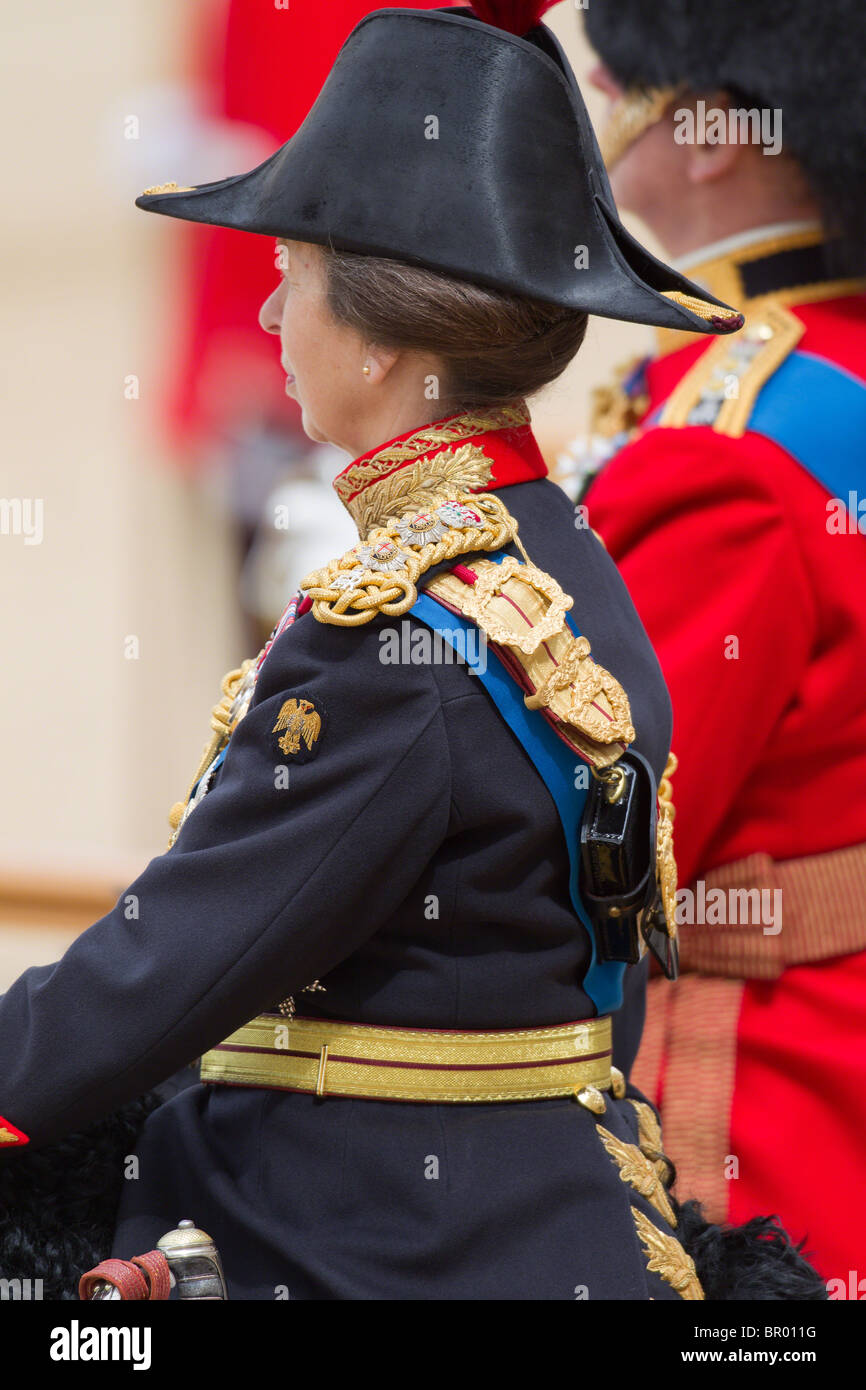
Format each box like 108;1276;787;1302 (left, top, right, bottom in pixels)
362;365;371;375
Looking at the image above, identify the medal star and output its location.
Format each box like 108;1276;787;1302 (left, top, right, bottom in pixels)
394;511;448;546
355;542;410;574
436;501;482;529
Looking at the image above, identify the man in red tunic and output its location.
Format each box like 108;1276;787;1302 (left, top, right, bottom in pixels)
573;0;866;1294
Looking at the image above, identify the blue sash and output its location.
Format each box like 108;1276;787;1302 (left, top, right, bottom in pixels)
410;557;626;1015
747;350;866;514
648;349;866;514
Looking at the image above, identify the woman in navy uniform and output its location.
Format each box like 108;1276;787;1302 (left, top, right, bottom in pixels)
0;3;822;1300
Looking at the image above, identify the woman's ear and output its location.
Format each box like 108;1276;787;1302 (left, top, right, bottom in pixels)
362;343;400;384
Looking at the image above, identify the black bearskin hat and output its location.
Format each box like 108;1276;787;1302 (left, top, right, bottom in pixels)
584;0;866;273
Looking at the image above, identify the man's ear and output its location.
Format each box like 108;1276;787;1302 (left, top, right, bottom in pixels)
686;137;743;186
684;90;746;186
362;343;400;384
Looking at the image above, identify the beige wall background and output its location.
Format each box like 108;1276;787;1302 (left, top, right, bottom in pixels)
0;0;655;984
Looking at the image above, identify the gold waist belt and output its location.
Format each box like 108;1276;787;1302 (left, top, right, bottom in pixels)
200;1013;613;1103
679;842;866;980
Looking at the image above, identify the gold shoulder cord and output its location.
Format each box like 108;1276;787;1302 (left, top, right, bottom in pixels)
167;656;259;847
163;458;518;840
302;496;518;626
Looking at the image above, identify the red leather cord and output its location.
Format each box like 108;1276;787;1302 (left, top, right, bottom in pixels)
79;1259;148;1301
78;1250;171;1300
132;1250;172;1300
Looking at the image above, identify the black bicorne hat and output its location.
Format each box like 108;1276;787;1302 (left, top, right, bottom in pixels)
136;2;743;335
585;0;866;275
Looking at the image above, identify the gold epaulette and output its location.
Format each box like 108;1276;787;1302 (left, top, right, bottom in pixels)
658;300;804;437
426;556;634;770
300;492;519;626
301;488;636;767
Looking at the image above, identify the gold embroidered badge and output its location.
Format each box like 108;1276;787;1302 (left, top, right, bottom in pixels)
272;698;323;759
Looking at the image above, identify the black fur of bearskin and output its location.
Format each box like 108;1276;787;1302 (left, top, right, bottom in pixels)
584;0;866;277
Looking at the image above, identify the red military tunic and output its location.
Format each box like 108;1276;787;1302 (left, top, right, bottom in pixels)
581;226;866;1293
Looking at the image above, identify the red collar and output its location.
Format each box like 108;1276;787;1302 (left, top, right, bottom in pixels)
332;400;547;535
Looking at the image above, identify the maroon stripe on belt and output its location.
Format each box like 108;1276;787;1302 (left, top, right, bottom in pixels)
210;1044;612;1073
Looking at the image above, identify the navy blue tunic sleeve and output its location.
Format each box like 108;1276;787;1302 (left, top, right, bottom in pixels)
0;613;451;1146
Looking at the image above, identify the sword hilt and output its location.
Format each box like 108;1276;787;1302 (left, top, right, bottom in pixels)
156;1219;228;1300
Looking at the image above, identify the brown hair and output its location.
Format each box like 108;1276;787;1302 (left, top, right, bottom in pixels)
319;243;588;413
